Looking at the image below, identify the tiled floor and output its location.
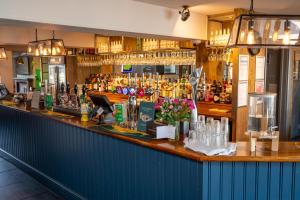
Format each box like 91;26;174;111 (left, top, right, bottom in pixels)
0;156;63;200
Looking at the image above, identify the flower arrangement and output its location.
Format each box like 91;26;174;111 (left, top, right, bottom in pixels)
155;98;195;126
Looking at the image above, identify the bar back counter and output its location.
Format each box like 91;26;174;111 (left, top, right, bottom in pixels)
0;102;300;200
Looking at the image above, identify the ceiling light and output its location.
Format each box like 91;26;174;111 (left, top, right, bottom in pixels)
40;30;65;56
0;48;7;60
228;0;300;47
27;29;40;56
27;29;65;57
16;57;24;65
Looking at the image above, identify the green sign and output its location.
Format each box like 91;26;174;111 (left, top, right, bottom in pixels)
137;101;155;132
35;68;41;91
115;103;125;123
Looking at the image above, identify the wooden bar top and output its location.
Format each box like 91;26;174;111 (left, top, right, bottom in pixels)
1;100;300;162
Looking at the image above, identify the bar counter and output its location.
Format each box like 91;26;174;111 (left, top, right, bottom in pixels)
0;100;300;200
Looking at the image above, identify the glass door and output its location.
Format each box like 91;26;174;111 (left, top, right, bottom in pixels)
290;50;300;140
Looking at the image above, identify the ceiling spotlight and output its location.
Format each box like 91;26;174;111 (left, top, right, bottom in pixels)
179;6;190;21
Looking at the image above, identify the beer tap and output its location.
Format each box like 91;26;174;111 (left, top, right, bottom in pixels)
122;73;130;95
138;73;145;97
127;73;137;130
189;66;203;128
145;72;154;98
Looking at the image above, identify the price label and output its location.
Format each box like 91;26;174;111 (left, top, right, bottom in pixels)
97;107;104;115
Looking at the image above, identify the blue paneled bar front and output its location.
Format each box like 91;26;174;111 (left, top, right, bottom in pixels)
0;104;299;200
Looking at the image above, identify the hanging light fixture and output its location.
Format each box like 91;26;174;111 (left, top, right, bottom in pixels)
27;29;42;56
0;48;7;60
228;0;300;47
27;29;65;56
39;30;65;56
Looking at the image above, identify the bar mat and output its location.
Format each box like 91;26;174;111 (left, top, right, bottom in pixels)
39;110;75;119
90;124;154;141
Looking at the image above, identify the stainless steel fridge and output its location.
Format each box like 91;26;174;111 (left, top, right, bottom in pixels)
265;48;300;140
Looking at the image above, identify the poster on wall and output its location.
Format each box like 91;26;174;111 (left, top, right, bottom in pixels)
256;56;265;80
238;81;248;107
255;80;265;93
239;55;249;81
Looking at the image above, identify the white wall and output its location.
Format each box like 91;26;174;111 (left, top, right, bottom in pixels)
0;0;207;40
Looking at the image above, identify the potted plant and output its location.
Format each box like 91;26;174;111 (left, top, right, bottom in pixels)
155;98;195;141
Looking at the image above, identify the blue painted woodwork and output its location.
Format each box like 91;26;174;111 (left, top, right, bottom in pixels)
0;105;300;200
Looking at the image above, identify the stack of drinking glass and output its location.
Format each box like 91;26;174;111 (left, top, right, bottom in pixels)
184;115;236;156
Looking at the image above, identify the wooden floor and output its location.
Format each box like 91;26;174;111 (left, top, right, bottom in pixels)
0;156;63;200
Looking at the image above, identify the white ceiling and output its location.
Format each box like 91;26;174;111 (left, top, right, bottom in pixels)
133;0;300;15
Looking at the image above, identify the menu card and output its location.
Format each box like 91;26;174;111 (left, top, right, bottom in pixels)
137;101;155;132
31;91;41;109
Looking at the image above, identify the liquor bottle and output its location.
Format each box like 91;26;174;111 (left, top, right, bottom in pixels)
66;82;70;95
46;86;53;110
74;83;79;108
74;83;78;96
199;72;206;101
137;73;145;98
214;81;223;103
80;85;87;105
153;72;160;102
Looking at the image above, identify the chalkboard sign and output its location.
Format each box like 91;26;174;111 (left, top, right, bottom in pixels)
137;101;155;132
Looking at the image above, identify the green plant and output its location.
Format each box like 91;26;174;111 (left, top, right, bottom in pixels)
155;98;195;126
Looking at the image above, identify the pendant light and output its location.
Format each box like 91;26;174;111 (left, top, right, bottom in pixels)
27;29;41;56
40;30;65;56
228;0;300;47
0;48;7;60
246;0;255;45
27;29;65;56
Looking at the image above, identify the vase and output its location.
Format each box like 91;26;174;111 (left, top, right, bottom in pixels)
174;121;180;141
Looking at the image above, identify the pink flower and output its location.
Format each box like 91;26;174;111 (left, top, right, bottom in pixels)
169;105;174;109
183;98;189;105
172;99;180;105
188;100;195;110
154;103;161;110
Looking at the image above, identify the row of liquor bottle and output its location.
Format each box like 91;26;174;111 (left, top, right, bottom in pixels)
85;73;232;104
198;76;232;104
85;72;192;100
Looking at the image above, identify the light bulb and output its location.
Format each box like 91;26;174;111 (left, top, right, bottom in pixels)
52;47;56;55
35;48;39;56
272;31;278;42
240;31;245;42
283;20;291;45
28;47;32;53
247;30;255;44
43;48;47;55
247;20;255;45
1;52;6;58
283;30;290;45
56;47;61;53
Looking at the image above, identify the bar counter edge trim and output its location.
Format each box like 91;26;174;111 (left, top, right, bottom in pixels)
1;103;300;163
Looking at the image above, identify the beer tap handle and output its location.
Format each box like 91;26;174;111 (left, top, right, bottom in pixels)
141;73;145;88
